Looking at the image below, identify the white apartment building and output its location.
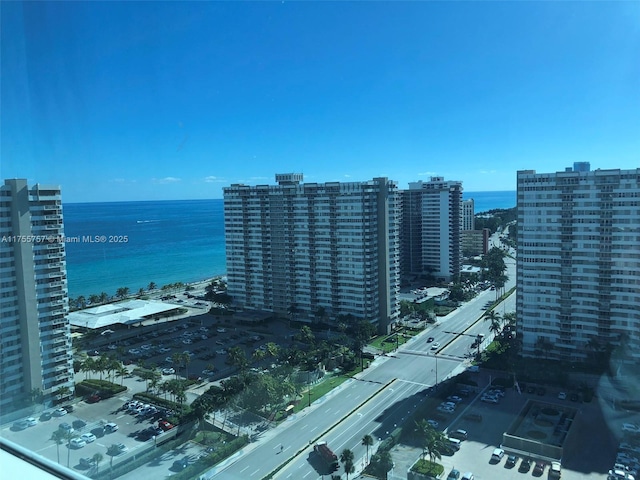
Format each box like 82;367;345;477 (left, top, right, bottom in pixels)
462;198;475;231
400;177;463;282
0;179;74;415
516;164;640;362
223;174;400;334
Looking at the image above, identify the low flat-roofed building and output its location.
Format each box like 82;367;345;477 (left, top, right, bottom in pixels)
68;299;184;330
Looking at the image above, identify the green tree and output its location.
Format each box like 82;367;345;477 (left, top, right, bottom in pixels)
76;295;87;309
415;419;446;463
362;434;374;464
227;346;248;373
116;363;129;385
99;292;109;303
148;281;156;291
89;294;100;306
340;448;355;480
116;287;130;299
106;444;122;477
298;325;315;345
370;450;394;480
63;430;78;467
50;429;65;464
54;385;71;403
92;452;104;473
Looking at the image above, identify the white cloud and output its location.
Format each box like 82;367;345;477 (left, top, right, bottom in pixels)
204;176;225;183
152;177;181;184
344;174;351;178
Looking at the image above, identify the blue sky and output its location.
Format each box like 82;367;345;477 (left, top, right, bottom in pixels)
2;1;639;202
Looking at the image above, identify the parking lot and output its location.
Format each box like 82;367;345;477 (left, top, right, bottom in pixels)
3;393;176;473
411;374;637;480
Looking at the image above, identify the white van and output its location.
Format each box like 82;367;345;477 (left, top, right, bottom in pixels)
448;438;462;451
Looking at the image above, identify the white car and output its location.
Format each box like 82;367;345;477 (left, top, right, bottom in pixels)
53;408;67;417
427;419;439;428
104;422;118;433
430;342;440;350
623;424;640;434
217;327;226;333
557;392;567;400
81;433;96;443
481;395;499;404
25;417;37;427
437;406;455;414
70;438;86;449
162;367;175;375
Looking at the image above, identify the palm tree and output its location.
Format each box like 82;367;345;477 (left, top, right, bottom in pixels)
116;364;128;385
63;430;78;467
50;429;65;464
99;292;109;304
76;295;86;309
340;448;355;480
92;453;104;473
55;385;71;403
148;281;156;291
137;287;145;297
362;434;374;463
81;357;96;380
106;444;122;478
116;287;129;300
89;294;100;306
228;346;248;373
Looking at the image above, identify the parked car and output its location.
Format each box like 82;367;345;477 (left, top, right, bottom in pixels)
557;392;567;400
79;457;95;468
623;424;640;434
447;469;461;480
72;420;87;429
449;429;468;441
59;422;74;433
40;411;52;421
461;473;474;480
172;457;189;470
534;461;546;475
12;420;29;431
87;394;101;403
81;433;96;443
70;438;86;449
25;417;37;427
506;455;518;468
491;448;505;463
104;422;118;433
53;407;67;417
519;458;532;472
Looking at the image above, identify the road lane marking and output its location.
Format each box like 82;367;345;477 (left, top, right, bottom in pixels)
251;468;260;476
240;466;249;473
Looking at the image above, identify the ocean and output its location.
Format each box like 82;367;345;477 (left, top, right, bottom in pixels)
63;191;515;299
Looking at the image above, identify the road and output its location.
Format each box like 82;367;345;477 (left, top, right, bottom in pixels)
211;284;516;477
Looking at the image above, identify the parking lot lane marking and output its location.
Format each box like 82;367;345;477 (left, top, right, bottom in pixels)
116;414;127;419
250;468;260;476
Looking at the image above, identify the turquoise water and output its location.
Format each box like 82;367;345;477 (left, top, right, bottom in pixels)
63;199;226;299
63;191;515;299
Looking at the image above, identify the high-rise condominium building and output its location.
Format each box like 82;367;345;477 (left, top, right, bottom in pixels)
400;177;462;282
462;198;475;231
223;174;400;334
0;179;74;415
516;164;640;362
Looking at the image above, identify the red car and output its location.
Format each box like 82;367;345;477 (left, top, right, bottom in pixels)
158;420;174;431
87;394;101;403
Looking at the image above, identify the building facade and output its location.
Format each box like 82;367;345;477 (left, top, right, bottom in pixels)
400;177;462;282
462;198;475;231
516;164;640;362
0;179;74;415
223;174;400;333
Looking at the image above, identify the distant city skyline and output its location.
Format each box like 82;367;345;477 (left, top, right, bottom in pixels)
2;2;639;203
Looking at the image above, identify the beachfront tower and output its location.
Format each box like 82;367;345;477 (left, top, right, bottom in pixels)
0;179;74;416
223;174;400;334
516;165;640;363
400;177;463;283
